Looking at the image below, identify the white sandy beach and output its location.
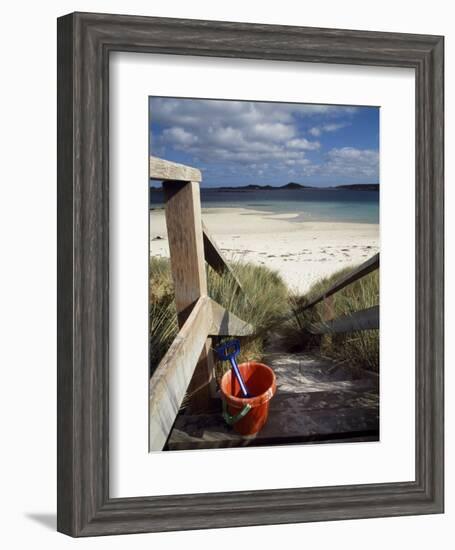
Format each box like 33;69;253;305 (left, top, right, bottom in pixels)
150;207;379;295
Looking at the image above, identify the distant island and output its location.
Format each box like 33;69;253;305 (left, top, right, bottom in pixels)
215;182;313;191
331;184;379;191
215;182;379;192
149;181;379;192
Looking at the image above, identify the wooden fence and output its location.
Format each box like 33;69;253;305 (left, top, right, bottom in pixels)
303;253;380;335
149;156;252;451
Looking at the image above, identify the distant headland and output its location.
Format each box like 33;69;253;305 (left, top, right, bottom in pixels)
150;181;379;191
211;183;379;192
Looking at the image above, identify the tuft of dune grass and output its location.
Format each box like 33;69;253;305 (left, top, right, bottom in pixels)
150;256;379;385
149;257;178;372
149;257;289;380
208;261;289;380
280;267;379;372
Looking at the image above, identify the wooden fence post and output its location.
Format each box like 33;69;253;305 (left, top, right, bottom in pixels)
322;295;335;322
163;181;215;412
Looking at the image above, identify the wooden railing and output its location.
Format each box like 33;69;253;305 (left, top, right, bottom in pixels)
302;253;379;312
202;221;247;297
304;253;380;335
309;305;379;334
249;252;380;339
149;156;252;451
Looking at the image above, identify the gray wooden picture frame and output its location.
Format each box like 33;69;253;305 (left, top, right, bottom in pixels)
57;12;444;537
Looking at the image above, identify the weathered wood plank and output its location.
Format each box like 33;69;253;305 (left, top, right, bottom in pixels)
309;305;379;334
202;222;246;297
322;295;335;322
303;253;380;311
166;352;379;451
252;254;380;340
164;181;207;324
184;341;216;409
149;297;212;451
163;180;214;410
150;155;202;182
209;298;254;336
167;407;379;450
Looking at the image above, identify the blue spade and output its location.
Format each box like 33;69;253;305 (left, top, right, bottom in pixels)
215;339;250;398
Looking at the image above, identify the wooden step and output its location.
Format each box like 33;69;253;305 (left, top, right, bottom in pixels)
165;353;379;451
166;404;379;450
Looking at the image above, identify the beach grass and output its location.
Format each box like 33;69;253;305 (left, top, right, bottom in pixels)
150;256;379;383
280;267;379;372
208;261;289;380
149;257;178;372
149;257;289;379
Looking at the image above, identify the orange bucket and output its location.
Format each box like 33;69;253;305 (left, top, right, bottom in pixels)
220;362;276;436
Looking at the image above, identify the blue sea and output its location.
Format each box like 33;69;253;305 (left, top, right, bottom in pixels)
149;188;379;224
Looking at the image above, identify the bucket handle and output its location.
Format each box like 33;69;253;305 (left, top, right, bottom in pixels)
222;400;252;426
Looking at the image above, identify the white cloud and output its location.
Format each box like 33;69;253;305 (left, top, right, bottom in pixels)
309;127;322;137
309;122;349;137
162;127;198;147
150;98;371;183
324;147;379;178
285;158;311;166
288;138;320;150
249;122;296;141
208;126;244;148
324;123;348;132
151;100;324;169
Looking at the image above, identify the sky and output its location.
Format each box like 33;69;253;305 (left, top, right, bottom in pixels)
149;97;379;188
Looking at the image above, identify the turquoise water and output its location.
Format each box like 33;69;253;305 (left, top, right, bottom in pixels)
150;188;379;224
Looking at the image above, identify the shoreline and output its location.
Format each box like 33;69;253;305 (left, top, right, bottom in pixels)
150;207;379;294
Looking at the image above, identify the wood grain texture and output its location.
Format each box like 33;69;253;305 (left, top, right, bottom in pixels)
167;352;379;451
209;298;254;336
57;12;444;537
150;155;202;182
57;14;76;536
202;221;246;297
163;181;207;324
303;253;380;311
185;339;217;407
310;305;379;334
149;297;211;451
163;180;214;410
253;253;379;339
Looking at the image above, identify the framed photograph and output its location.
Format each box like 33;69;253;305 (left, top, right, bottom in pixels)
57;12;444;536
148;96;381;452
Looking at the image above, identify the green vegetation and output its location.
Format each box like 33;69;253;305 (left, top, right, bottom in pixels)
149;257;178;372
208;261;289;379
149;257;288;379
150;258;379;380
280;268;379;372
